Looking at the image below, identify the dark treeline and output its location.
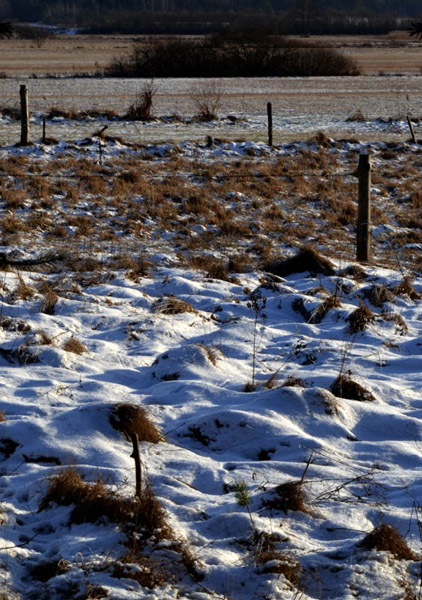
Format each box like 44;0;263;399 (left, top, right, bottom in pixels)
0;0;421;34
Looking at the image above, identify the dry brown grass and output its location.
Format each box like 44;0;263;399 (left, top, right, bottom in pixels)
110;403;163;443
262;481;311;515
39;284;58;315
40;467;170;539
63;336;87;355
154;296;198;315
14;274;35;301
347;304;375;334
358;524;418;560
394;278;421;301
0;411;5;422
331;374;376;402
255;549;302;586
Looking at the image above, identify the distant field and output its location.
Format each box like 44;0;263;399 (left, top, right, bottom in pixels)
0;32;421;77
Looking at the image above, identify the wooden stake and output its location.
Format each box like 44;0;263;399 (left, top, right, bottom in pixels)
20;84;30;145
356;153;372;263
407;116;417;143
267;102;273;147
130;432;142;500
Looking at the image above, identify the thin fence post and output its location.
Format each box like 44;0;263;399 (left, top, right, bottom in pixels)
407;116;416;143
130;432;142;500
356;153;372;263
20;84;30;145
267;102;273;147
42;116;46;144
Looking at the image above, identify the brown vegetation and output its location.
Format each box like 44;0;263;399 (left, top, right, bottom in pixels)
358;524;418;560
262;481;311;515
264;247;335;278
39;467;170;538
331;374;376;402
109;403;163;443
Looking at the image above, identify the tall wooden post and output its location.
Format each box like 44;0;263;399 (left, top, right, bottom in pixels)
130;432;142;500
267;102;273;147
20;84;30;145
356;153;371;263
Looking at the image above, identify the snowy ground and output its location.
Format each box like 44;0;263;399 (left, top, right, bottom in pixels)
0;131;422;600
1;75;422;144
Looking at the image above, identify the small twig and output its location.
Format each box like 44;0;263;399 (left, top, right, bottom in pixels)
0;531;41;551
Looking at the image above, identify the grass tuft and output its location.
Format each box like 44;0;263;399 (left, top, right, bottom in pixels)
154;295;198;315
262;481;311;515
358;524;418;560
63;336;87;354
347;303;374;334
331;374;375;402
110;403;163;443
39;467;170;539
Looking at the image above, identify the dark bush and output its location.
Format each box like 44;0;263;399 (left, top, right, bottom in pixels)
105;32;360;78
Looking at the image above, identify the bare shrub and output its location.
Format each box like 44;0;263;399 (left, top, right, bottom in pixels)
190;80;222;121
110;403;163;443
358;524;418;560
126;81;157;120
347;303;374;334
331;374;376;402
264;246;335;277
63;336;87;355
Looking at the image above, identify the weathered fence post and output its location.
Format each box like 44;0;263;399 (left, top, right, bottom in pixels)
267;102;273;147
130;432;142;500
407;116;416;143
42;116;46;144
20;84;30;145
356;153;372;263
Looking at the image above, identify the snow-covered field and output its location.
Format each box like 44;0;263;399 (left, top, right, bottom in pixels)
1;127;422;600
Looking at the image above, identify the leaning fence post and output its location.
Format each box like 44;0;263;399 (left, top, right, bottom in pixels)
130;432;142;500
20;84;30;145
407;116;417;143
356;153;372;263
267;102;273;147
